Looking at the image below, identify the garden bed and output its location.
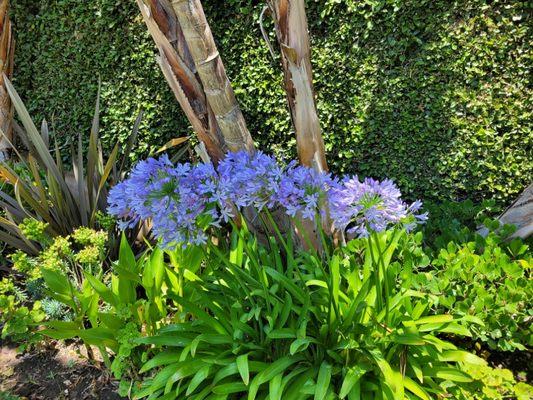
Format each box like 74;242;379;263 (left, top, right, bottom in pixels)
0;341;123;400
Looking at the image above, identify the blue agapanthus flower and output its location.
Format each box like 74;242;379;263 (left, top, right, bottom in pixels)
108;151;427;248
217;151;283;211
276;163;336;220
328;176;427;238
150;162;222;247
107;155;175;229
107;156;222;247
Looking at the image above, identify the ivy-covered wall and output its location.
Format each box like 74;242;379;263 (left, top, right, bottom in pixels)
11;0;531;204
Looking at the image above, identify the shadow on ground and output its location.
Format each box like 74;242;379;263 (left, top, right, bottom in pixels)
0;342;124;400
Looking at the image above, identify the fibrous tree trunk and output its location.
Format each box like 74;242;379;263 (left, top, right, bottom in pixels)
266;0;327;173
478;183;533;239
266;0;331;245
138;0;322;247
137;0;226;164
0;0;14;161
137;0;274;242
170;0;254;154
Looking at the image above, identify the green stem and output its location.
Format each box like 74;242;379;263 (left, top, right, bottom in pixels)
372;231;390;324
264;209;290;254
367;233;383;314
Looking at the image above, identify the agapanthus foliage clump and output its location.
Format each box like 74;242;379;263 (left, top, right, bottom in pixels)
108;151;426;247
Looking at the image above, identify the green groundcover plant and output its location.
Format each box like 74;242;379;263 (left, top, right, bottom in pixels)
448;363;532;400
415;228;532;352
0;219;109;349
413;200;532;352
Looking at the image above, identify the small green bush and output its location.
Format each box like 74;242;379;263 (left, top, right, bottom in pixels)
449;363;533;400
11;0;532;204
0;278;45;346
0;221;109;344
420;233;532;352
405;219;533;352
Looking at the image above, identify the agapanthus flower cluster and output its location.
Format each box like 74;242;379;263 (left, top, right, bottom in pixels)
217;151;283;211
275;164;336;220
329;176;428;237
108;156;222;247
107;155;175;228
150;162;223;247
107;151;427;247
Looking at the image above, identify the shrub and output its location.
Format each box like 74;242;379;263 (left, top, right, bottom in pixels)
39;236;171;376
412;229;532;352
0;277;45;346
448;363;533;400
0;223;110;344
106;152;532;356
39;234;203;383
11;0;532;204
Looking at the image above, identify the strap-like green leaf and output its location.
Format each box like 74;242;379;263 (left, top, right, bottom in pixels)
403;376;431;400
339;366;368;399
237;354;250;386
423;367;473;382
139;351;181;374
314;361;332;400
84;272;119;307
248;356;303;400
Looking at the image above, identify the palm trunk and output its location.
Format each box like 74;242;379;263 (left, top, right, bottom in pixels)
267;0;327;173
137;0;225;163
170;0;254;154
267;0;332;245
478;183;533;239
139;0;323;247
0;0;14;161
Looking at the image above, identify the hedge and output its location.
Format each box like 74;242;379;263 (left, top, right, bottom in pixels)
11;0;531;205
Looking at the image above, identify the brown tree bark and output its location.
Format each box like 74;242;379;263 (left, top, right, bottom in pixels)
266;0;333;245
170;0;254;154
0;0;14;161
137;0;226;164
267;0;327;173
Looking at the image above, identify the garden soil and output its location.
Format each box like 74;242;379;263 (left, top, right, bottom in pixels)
0;341;124;400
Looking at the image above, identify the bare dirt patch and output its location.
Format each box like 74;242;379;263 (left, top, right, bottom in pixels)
0;341;124;400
